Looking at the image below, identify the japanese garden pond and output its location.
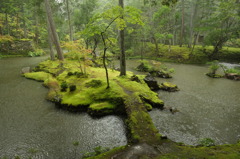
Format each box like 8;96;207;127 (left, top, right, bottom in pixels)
0;57;239;158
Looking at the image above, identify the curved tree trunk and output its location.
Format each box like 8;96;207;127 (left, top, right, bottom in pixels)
119;0;126;76
44;0;64;61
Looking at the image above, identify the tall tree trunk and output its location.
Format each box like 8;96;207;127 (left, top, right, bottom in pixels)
21;5;27;38
179;0;185;47
119;0;126;76
101;32;110;89
44;0;64;60
190;32;199;55
46;15;55;61
66;0;73;41
92;38;98;59
5;12;10;35
35;13;39;46
189;0;198;48
152;36;159;55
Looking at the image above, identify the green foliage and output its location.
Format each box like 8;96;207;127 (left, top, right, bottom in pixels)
0;35;14;43
83;146;110;158
62;40;92;75
72;141;79;147
61;81;68;92
28;49;45;57
198;138;215;147
24;72;52;82
207;60;220;74
225;68;240;75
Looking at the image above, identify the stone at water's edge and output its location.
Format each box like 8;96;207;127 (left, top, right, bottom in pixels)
130;75;141;83
144;74;160;90
160;82;179;92
150;70;172;78
21;67;31;74
225;73;240;81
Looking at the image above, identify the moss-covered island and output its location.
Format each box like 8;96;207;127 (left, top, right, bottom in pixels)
24;59;240;159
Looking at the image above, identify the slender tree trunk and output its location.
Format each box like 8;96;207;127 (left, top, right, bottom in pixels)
189;0;198;48
46;16;55;61
152;36;159;55
190;32;199;55
35;13;39;46
44;0;64;60
168;39;171;52
21;5;27;38
66;0;73;41
179;0;185;47
101;32;110;89
92;38;98;59
5;12;10;35
5;12;10;53
119;0;126;76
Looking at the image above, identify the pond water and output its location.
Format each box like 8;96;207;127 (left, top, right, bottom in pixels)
125;60;240;146
0;56;127;158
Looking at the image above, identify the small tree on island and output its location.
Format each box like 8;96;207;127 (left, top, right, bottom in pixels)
81;4;143;88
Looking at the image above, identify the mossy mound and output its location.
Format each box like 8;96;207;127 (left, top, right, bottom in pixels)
206;73;223;78
85;140;240;159
157;142;240;159
24;72;52;82
88;102;116;116
136;60;174;79
160;82;179;92
24;60;164;117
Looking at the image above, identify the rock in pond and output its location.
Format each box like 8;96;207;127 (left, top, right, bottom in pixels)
160;82;179;92
21;67;31;74
225;73;240;81
150;70;172;78
144;74;160;90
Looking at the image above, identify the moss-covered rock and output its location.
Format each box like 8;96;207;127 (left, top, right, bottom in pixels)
160;82;179;92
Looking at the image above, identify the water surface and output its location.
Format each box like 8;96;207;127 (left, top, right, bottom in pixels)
125;60;240;145
0;56;127;158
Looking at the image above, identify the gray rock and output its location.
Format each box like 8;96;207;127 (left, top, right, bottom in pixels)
21;67;31;74
144;74;160;90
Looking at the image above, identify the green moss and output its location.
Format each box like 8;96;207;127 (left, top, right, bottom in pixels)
144;102;153;111
85;79;103;88
156;143;240;159
160;82;179;92
89;102;115;110
85;146;127;159
88;102;117;115
24;72;52;82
